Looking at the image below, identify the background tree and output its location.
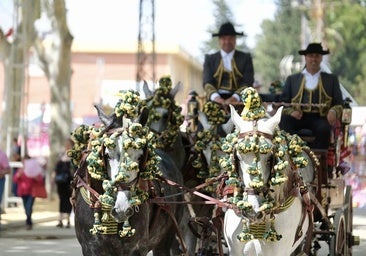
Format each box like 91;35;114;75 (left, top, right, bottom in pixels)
325;1;366;104
253;0;366;105
199;0;250;58
33;0;73;190
0;0;72;197
253;0;302;88
0;0;40;152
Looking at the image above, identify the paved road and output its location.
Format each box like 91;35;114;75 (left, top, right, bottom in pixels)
0;207;365;255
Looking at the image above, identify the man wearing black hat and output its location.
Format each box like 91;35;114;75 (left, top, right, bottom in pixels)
279;42;343;149
203;22;254;105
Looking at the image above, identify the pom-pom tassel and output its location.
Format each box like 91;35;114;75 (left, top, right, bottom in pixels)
237;219;254;242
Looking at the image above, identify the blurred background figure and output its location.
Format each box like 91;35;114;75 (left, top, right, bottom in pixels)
10;138;22;199
13;155;44;230
0;148;11;214
54;139;74;228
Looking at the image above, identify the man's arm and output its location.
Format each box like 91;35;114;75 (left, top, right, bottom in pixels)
203;54;219;100
234;52;254;96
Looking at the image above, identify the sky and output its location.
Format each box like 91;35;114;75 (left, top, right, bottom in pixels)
0;0;276;58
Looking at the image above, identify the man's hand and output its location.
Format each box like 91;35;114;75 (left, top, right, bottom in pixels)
327;109;337;125
290;110;303;120
213;96;225;104
225;96;240;105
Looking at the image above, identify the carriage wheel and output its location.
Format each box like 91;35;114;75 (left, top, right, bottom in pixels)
344;185;353;255
329;209;347;256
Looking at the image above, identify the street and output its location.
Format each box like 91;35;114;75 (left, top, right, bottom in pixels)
0;207;365;255
0;219;82;255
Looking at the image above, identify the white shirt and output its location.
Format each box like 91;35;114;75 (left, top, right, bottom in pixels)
209;50;239;101
302;69;321;90
220;49;234;71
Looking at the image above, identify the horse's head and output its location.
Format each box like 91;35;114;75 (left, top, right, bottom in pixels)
224;105;284;221
192;101;233;182
91;90;155;223
104;122;149;222
197;109;233;170
143;77;183;136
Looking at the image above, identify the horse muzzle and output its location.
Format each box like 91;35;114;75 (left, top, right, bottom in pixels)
241;209;265;223
111;206;135;223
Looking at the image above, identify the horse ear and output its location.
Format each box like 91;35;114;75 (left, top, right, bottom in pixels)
138;107;149;126
95;104;113;127
230;105;243;129
198;111;210;130
143;81;153;98
262;106;283;134
171;82;182;97
222;117;234;135
230;105;253;133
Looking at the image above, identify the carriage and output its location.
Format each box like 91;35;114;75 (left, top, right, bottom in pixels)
69;77;359;256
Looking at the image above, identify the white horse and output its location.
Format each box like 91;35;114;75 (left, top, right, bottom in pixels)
222;105;313;256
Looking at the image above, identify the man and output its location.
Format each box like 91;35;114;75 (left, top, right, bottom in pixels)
279;42;344;149
203;22;254;105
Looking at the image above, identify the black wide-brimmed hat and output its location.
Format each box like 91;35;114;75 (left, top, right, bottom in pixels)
212;22;244;37
298;43;330;55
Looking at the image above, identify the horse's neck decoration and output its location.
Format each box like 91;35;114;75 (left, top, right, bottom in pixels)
220;87;314;244
193;101;232;190
143;76;184;150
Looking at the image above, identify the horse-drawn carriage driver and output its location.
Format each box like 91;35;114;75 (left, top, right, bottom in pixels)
203;22;254;106
279;42;344;150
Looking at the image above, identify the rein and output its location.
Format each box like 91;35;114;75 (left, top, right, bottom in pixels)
154;173;242;215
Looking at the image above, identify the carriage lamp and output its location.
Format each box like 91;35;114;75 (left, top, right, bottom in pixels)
341;97;352;147
187;90;199;132
341;98;352;125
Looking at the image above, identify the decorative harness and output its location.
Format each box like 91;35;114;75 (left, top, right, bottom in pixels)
225;121;314;249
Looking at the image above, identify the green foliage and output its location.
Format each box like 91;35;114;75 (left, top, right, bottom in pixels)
199;0;250;57
253;0;366;103
253;0;302;90
325;1;366;104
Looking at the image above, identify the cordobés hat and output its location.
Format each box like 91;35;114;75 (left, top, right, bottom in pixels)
212;22;244;37
298;43;330;55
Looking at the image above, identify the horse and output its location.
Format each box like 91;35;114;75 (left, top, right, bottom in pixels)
143;77;216;256
71;90;185;256
181;101;235;255
219;105;316;255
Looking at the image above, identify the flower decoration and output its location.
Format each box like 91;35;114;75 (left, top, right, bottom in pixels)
68;124;96;167
202;101;227;125
119;220;136;238
269;80;284;94
114;90;142;118
263;219;282;241
144;75;184;149
237;219;255;242
240;87;266;121
68;88;168;237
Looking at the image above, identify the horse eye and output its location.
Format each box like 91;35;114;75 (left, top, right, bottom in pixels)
161;112;168;120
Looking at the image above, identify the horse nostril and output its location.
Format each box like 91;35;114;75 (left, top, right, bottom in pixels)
125;207;134;218
256;211;264;220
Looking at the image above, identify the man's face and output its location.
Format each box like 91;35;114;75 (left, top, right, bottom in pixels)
219;35;236;53
305;53;323;73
